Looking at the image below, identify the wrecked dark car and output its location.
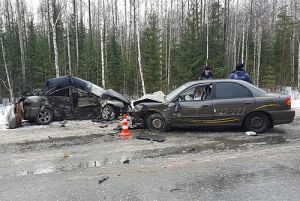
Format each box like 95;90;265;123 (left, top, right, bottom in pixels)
20;76;130;125
131;79;295;133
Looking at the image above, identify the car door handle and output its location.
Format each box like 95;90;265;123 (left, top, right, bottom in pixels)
244;102;252;105
202;105;210;107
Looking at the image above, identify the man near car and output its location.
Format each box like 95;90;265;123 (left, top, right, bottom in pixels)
199;65;213;80
228;63;253;84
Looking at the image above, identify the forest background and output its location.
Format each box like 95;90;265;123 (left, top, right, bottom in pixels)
0;0;299;101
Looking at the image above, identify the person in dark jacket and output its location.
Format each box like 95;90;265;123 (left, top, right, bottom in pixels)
199;65;213;80
228;63;252;84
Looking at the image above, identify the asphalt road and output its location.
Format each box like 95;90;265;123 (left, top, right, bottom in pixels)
1;117;300;201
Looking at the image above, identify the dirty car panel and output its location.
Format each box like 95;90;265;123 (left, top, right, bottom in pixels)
131;79;295;133
21;76;130;125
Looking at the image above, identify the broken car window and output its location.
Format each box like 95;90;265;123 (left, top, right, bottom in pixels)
50;88;69;97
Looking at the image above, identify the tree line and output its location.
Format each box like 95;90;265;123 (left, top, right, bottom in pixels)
0;0;300;102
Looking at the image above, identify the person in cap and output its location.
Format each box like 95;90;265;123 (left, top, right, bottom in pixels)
199;65;213;80
228;63;252;84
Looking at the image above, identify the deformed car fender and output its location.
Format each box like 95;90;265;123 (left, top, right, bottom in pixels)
101;99;125;109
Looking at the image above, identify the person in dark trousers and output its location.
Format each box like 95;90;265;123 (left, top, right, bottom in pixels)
199;65;213;80
228;63;253;84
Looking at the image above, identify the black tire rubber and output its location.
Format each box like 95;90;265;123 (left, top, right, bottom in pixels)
244;112;270;133
147;113;168;132
101;105;116;121
36;108;53;125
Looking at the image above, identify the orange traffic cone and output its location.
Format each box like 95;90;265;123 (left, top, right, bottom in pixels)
120;114;131;136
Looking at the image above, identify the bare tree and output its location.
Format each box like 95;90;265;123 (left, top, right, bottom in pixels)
73;0;79;73
135;0;146;95
16;0;26;91
1;37;14;102
100;0;106;88
256;26;262;86
49;0;60;77
298;37;300;89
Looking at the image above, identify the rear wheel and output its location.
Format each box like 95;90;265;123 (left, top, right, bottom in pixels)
101;105;116;121
244;112;270;133
36;108;53;125
147;113;168;132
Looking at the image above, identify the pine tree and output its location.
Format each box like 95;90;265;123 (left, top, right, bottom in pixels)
141;14;162;93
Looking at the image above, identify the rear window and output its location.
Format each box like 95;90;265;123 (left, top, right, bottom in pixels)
215;82;252;99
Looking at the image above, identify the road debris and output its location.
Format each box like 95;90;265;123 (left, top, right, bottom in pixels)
63;152;70;158
91;119;102;122
99;124;108;128
113;125;122;131
245;131;257;136
98;176;109;184
59;121;68;127
170;188;181;192
136;134;166;142
121;156;130;164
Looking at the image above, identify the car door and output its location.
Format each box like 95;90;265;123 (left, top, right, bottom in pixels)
212;82;256;125
71;88;100;119
48;87;72;116
171;84;214;126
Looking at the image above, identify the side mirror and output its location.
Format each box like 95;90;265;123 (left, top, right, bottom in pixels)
174;102;180;113
176;95;184;102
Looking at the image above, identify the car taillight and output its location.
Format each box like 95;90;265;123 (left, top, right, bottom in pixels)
285;96;291;106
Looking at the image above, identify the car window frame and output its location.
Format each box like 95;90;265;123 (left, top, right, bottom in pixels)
212;82;253;100
174;83;213;102
49;87;70;97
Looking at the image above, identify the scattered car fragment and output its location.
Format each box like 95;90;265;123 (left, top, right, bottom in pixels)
130;79;295;133
98;176;109;185
136;134;166;142
19;76;130;125
245;131;257;136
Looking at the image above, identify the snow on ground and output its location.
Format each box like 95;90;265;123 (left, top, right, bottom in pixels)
292;99;300;109
284;87;300;109
0;104;12;130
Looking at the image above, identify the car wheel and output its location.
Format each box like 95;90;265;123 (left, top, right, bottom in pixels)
102;105;116;121
147;113;168;132
36;108;53;125
244;112;270;133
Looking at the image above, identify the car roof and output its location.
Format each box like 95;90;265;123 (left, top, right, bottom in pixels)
186;79;249;85
184;79;266;96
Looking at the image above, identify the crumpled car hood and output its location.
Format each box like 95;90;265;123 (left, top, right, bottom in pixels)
133;91;166;106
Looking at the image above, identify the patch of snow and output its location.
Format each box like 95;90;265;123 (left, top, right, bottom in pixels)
284;87;299;100
282;87;300;108
292;99;300;109
0;104;12;130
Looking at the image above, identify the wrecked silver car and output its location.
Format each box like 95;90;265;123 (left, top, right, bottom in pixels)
19;76;130;125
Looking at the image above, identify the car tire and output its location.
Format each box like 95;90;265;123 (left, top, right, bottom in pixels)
244;112;270;133
36;108;53;125
147;113;168;132
102;105;116;121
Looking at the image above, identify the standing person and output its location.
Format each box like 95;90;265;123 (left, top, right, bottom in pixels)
228;63;253;84
199;65;213;80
